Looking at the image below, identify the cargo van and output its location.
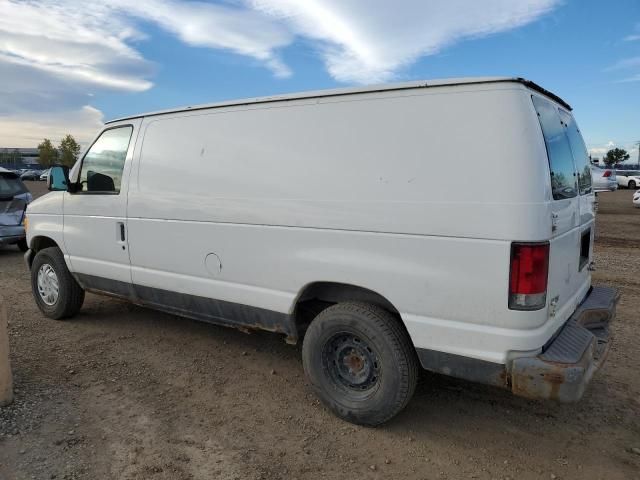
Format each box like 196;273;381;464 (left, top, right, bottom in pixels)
25;78;618;425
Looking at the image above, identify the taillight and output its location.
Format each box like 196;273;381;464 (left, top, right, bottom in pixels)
602;170;612;178
509;242;550;310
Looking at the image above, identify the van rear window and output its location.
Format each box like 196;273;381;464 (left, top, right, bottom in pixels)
532;96;578;200
558;110;592;195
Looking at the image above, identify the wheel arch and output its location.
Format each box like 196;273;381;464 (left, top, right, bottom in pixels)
25;236;60;268
294;281;399;314
291;281;411;342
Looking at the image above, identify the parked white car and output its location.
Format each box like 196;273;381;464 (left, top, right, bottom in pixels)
616;170;640;189
633;190;640;207
39;169;50;182
25;78;618;425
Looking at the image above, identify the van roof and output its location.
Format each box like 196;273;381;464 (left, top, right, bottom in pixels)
106;77;571;124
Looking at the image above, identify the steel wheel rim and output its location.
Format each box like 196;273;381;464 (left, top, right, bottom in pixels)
322;332;381;394
37;263;59;306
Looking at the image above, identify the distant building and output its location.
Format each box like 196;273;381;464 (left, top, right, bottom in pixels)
0;148;40;169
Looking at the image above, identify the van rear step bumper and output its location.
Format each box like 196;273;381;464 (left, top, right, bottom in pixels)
510;286;619;402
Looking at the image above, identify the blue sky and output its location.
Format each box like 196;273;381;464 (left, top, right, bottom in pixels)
0;0;638;161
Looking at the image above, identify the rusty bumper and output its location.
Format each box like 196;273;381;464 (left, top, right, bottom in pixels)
511;286;619;402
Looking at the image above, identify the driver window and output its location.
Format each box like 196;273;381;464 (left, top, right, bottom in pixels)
79;126;133;193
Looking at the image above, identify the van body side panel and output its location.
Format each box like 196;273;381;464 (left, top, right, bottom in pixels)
129;86;549;239
124;85;561;364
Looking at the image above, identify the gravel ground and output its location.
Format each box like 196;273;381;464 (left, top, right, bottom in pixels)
0;182;639;480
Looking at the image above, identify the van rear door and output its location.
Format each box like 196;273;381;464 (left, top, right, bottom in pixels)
531;95;592;322
558;108;595;227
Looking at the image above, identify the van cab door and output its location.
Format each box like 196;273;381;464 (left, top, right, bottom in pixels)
63;120;140;292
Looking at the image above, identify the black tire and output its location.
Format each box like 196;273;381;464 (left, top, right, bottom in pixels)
16;238;28;252
629;181;636;190
302;302;419;426
30;247;85;320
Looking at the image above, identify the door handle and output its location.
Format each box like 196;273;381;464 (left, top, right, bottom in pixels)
117;222;126;242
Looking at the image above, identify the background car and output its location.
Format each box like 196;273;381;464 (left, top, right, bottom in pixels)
20;170;42;181
616;170;640;189
0;166;32;251
633;190;640;208
591;166;617;192
39;168;51;182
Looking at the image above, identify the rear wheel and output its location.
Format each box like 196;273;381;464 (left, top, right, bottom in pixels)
302;302;419;426
30;247;85;320
628;180;636;190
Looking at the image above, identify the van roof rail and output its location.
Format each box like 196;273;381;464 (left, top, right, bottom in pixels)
106;77;571;124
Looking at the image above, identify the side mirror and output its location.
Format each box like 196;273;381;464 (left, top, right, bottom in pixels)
47;165;70;192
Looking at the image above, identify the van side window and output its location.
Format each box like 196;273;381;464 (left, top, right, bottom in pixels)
532;96;577;200
78;126;133;194
558;110;592;195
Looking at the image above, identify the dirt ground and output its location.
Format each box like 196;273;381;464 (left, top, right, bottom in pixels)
0;182;638;480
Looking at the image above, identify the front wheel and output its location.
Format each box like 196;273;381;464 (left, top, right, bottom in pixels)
302;302;419;426
628;180;636;190
30;247;85;320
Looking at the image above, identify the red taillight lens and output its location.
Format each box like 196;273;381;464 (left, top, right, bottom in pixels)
509;242;549;310
602;170;612;178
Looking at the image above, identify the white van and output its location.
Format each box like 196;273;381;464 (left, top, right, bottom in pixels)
25;78;618;425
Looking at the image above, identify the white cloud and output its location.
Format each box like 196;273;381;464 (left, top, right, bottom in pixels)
0;1;153;92
0;106;104;148
0;0;292;145
117;0;293;78
0;0;292;91
1;0;562;94
607;56;640;83
610;24;640;81
617;74;640;83
82;0;295;79
624;23;640;41
0;0;563;145
250;0;561;83
608;56;640;70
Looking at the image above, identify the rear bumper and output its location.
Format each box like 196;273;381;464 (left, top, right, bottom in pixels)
510;286;619;402
593;181;618;193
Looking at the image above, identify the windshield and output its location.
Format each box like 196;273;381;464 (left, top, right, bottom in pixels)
0;172;27;199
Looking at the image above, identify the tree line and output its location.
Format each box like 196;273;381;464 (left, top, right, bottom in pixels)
601;148;632;167
37;135;81;167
